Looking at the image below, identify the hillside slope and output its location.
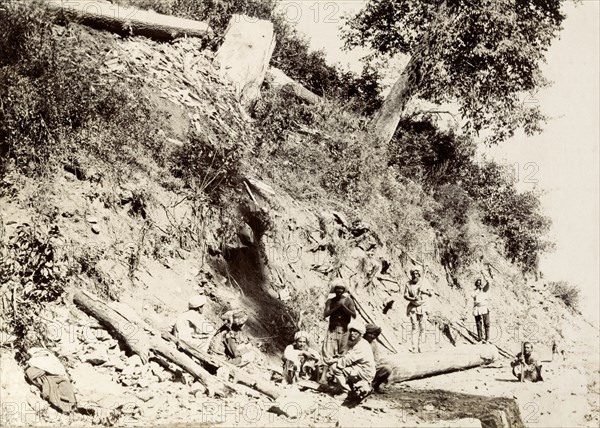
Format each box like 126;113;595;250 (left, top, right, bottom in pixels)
1;19;598;428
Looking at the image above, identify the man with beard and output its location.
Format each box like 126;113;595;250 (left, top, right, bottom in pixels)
328;319;375;399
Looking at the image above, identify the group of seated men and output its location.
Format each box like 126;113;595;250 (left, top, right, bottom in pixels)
172;291;390;398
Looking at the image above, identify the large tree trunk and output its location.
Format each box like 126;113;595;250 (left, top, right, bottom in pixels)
369;57;417;148
214;15;276;106
72;290;151;363
381;344;498;383
71;290;229;396
41;0;213;41
163;332;282;400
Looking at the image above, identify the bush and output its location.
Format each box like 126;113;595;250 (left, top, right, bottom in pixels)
0;223;72;349
0;2;166;179
426;184;477;270
548;281;580;312
170;132;244;204
388;118;476;188
463;162;554;273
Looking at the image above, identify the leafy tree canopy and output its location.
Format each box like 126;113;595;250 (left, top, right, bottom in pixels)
343;0;565;144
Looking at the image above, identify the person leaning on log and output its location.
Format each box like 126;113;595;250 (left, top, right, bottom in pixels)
363;323;392;392
322;279;356;364
282;331;320;385
208;310;257;367
511;342;543;382
328;319;375;400
404;269;432;353
172;295;216;352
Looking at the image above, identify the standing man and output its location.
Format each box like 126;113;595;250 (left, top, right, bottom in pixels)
322;279;357;364
173;295;216;352
471;278;491;343
404;269;432;353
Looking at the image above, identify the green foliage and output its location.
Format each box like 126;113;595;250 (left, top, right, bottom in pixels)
426;184;477;270
388;117;553;273
343;0;565;144
366;170;435;253
270;14;383;114
548;280;580;312
252;89;317;149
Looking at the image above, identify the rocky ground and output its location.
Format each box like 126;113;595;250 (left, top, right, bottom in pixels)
1;302;598;428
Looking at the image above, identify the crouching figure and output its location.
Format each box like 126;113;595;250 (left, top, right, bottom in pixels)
328;319;375;400
282;331;320;384
511;342;543;382
208;310;257;367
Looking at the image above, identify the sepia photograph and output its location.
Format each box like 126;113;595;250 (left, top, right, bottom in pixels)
0;0;598;427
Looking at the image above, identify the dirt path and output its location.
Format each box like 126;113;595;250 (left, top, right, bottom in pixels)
390;346;599;427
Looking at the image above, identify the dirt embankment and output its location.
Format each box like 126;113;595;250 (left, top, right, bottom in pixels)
1;22;598;428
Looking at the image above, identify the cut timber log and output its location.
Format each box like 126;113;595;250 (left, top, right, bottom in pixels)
381;344;498;383
41;0;213;41
71;290;228;396
73;290;151;363
163;332;282;400
265;67;321;105
148;336;230;397
214;15;276;106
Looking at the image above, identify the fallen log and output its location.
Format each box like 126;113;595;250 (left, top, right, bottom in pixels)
381;344;498;383
163;332;281;400
148;336;230;397
41;0;213;41
265;67;321;105
71;290;229;396
73;289;150;363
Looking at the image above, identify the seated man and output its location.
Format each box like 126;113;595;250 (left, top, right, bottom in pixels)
511;342;543;382
328;319;375;399
282;331;320;384
363;323;392;392
208;310;256;367
173;295;216;352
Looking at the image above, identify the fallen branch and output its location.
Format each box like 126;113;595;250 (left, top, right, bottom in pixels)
72;289;150;363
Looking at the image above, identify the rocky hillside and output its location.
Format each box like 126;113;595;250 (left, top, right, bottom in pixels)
1;7;598;428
